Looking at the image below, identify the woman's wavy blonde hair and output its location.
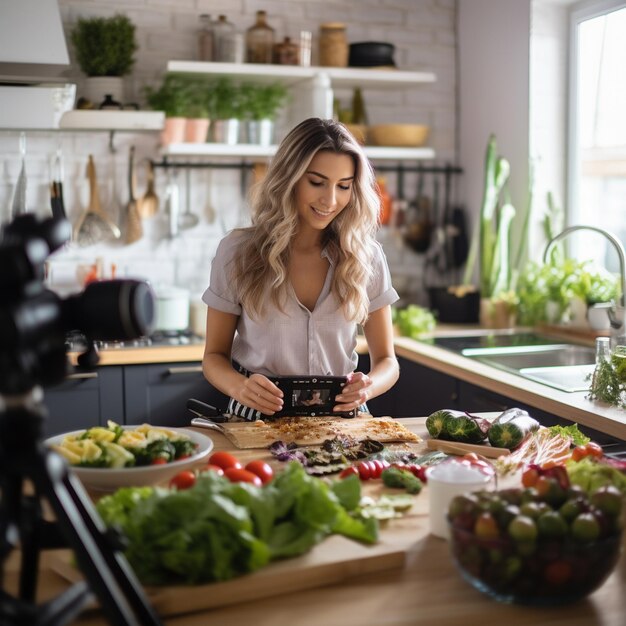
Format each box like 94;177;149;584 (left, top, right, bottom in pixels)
229;117;380;324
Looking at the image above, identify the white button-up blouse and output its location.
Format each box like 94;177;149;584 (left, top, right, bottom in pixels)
202;230;399;377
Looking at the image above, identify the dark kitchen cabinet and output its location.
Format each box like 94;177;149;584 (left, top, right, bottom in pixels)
123;362;227;427
42;366;124;437
359;355;458;417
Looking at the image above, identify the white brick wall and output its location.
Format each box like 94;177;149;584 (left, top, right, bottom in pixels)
0;0;457;305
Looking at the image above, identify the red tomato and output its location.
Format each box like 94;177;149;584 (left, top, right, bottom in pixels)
202;463;225;476
406;464;423;479
209;451;242;471
169;470;196;490
522;466;539;488
339;466;359;479
224;467;262;486
571;446;587;462
151;458;168;465
585;442;604;458
245;460;274;484
370;460;385;479
356;461;373;480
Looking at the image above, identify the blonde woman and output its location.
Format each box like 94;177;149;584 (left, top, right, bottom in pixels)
202;118;399;420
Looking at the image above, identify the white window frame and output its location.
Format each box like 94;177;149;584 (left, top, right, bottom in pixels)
567;0;626;230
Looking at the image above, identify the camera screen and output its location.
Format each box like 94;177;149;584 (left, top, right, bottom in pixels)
268;376;355;418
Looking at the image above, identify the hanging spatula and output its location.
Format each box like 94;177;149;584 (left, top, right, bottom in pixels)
74;155;122;246
124;146;143;244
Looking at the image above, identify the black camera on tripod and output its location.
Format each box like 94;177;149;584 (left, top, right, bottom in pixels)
0;213;155;394
0;214;162;626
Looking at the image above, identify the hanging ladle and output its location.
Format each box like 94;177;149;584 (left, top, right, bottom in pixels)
178;168;199;230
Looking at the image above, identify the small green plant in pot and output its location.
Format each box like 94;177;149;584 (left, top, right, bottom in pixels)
144;75;188;145
240;82;288;145
181;78;211;143
71;14;138;105
206;77;243;144
462;134;533;328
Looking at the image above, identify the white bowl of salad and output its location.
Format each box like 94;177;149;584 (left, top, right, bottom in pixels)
46;421;213;491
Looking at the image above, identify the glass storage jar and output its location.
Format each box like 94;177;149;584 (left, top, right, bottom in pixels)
246;10;275;64
273;36;299;65
319;23;348;67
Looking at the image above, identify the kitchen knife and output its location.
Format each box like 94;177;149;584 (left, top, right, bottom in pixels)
186;398;229;423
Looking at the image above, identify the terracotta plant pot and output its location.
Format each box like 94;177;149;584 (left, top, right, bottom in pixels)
479;298;517;329
184;118;210;143
161;117;187;145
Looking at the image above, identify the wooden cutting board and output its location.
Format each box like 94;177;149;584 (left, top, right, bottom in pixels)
218;415;421;449
51;497;425;618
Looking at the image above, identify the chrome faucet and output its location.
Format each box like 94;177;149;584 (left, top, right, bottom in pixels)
543;225;626;339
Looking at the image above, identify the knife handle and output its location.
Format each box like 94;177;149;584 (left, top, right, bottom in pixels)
186;398;228;422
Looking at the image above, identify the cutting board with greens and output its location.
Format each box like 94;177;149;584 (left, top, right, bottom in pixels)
52;463;421;616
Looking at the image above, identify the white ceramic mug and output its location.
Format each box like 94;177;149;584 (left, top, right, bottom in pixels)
426;460;494;540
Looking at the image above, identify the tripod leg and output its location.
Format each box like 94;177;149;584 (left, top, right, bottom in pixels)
34;450;163;626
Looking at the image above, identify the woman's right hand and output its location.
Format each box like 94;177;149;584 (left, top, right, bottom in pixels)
235;373;284;415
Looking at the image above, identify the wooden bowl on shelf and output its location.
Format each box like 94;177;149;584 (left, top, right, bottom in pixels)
343;123;367;145
368;124;429;147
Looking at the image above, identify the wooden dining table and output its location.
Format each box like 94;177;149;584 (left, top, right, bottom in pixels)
5;418;625;626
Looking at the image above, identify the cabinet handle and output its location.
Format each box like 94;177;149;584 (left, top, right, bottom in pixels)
67;372;98;380
167;366;203;375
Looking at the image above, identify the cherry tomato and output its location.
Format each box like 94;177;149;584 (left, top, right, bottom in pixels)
169;470;196;490
572;442;603;462
585;441;604;458
245;460;274;484
151;458;168;465
369;460;385;478
339;466;359;479
209;451;242;471
224;467;262;486
406;464;422;479
356;461;373;480
201;463;225;476
522;466;540;488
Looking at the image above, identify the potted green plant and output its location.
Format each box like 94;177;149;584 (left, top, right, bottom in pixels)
206;77;243;144
70;14;138;106
461;134;532;328
144;75;188;145
181;79;211;143
240;82;288;145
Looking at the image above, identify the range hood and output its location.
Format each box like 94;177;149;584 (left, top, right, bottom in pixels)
0;0;70;83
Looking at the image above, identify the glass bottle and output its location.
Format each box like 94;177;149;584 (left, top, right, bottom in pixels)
246;10;275;64
197;14;214;61
213;15;235;62
595;336;611;365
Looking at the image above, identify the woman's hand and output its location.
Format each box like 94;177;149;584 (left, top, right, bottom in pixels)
234;373;284;415
333;371;372;413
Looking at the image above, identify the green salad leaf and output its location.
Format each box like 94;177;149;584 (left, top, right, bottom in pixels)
96;462;378;585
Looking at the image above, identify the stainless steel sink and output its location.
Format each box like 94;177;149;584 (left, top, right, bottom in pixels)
518;364;596;393
428;331;597;393
469;345;596;370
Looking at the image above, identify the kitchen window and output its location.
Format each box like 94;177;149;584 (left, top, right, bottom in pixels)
568;0;626;270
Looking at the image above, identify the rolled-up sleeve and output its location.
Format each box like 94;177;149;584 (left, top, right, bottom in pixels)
367;241;399;312
202;233;242;315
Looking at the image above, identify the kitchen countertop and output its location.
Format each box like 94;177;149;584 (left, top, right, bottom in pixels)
8;417;625;626
67;328;625;441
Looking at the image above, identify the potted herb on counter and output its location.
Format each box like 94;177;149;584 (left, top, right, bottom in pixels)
460;134;532;328
71;14;138;106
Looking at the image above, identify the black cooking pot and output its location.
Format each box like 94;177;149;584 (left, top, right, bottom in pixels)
349;42;395;68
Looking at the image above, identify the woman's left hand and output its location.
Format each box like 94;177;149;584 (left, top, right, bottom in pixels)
333;371;372;413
